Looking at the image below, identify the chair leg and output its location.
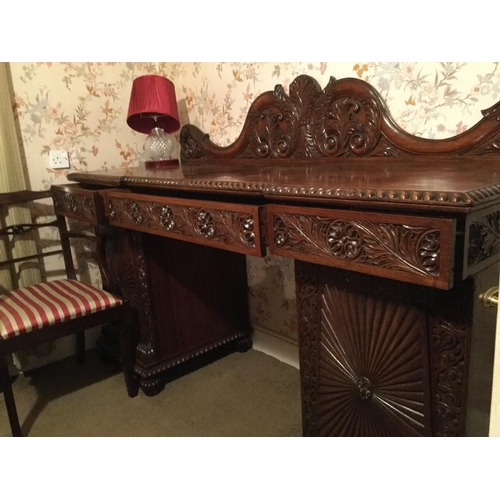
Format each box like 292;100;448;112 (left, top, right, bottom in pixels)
0;355;22;437
76;331;85;364
119;304;139;398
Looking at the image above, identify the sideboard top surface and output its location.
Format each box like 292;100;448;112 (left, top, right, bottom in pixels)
68;155;500;211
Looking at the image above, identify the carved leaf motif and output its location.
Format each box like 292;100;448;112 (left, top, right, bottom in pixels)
468;209;500;267
430;319;468;437
180;73;500;161
246;90;300;159
275;213;440;277
107;197;256;250
314;95;381;157
360;223;440;276
296;263;320;435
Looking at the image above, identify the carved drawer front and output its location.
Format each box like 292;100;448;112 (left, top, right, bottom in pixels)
51;184;104;224
268;204;456;289
103;190;265;257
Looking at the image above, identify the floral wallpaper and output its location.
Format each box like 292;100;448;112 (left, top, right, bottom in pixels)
8;61;500;345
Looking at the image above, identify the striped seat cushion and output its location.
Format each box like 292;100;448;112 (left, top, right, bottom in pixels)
0;279;123;340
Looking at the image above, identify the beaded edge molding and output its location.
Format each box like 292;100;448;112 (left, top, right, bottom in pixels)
66;172;500;207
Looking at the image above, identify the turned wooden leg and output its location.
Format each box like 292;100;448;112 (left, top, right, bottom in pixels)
119;303;139;398
0;355;22;437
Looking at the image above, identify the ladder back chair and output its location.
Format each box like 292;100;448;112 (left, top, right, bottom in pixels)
0;189;138;437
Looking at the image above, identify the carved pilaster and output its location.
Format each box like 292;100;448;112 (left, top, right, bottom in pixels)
296;262;320;436
429;319;469;437
130;231;156;368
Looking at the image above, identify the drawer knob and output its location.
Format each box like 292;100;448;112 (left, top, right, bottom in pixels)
479;287;499;308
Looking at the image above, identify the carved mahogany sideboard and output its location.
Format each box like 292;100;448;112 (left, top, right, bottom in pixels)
54;75;500;436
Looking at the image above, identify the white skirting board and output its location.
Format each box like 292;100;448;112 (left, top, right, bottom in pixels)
251;326;299;370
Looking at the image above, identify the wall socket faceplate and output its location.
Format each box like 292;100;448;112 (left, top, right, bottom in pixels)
50;150;70;169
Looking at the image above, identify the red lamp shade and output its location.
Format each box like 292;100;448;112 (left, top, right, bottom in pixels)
127;75;180;134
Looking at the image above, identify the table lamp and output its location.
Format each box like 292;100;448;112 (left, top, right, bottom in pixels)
127;74;180;169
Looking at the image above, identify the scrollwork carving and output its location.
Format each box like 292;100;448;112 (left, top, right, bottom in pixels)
430;319;469;437
52;190;98;223
127;202;143;224
326;220;362;259
274;216;288;247
196;209;215;239
179;125;212;160
468;209;500;267
313;89;381;157
242;216;255;246
418;231;440;274
272;212;441;279
105;196;258;253
181;75;388;160
180;73;500;162
295;263;320;436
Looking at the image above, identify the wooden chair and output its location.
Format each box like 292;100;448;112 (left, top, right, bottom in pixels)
0;189;138;437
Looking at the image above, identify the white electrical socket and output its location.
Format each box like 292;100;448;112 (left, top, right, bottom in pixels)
50;150;70;169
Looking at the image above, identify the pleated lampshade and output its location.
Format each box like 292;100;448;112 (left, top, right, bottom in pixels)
127;74;180;134
126;74;181;168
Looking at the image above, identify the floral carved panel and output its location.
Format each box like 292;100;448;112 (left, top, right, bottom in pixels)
52;189;98;224
269;205;455;289
104;192;264;257
466;207;500;275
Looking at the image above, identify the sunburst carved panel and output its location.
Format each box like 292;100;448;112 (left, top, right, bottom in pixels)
317;284;429;436
297;262;432;437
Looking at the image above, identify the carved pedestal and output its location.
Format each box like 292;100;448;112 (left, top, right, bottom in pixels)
105;226;252;395
296;262;498;437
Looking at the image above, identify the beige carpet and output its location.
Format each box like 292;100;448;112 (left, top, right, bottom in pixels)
1;348;302;437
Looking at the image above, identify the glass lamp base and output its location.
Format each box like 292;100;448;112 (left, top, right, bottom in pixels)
144;159;179;169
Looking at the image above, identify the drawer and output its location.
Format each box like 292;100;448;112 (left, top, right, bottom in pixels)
103;190;266;257
51;184;105;224
268;204;456;289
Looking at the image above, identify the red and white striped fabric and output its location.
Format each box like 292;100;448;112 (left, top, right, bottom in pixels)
0;279;123;340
